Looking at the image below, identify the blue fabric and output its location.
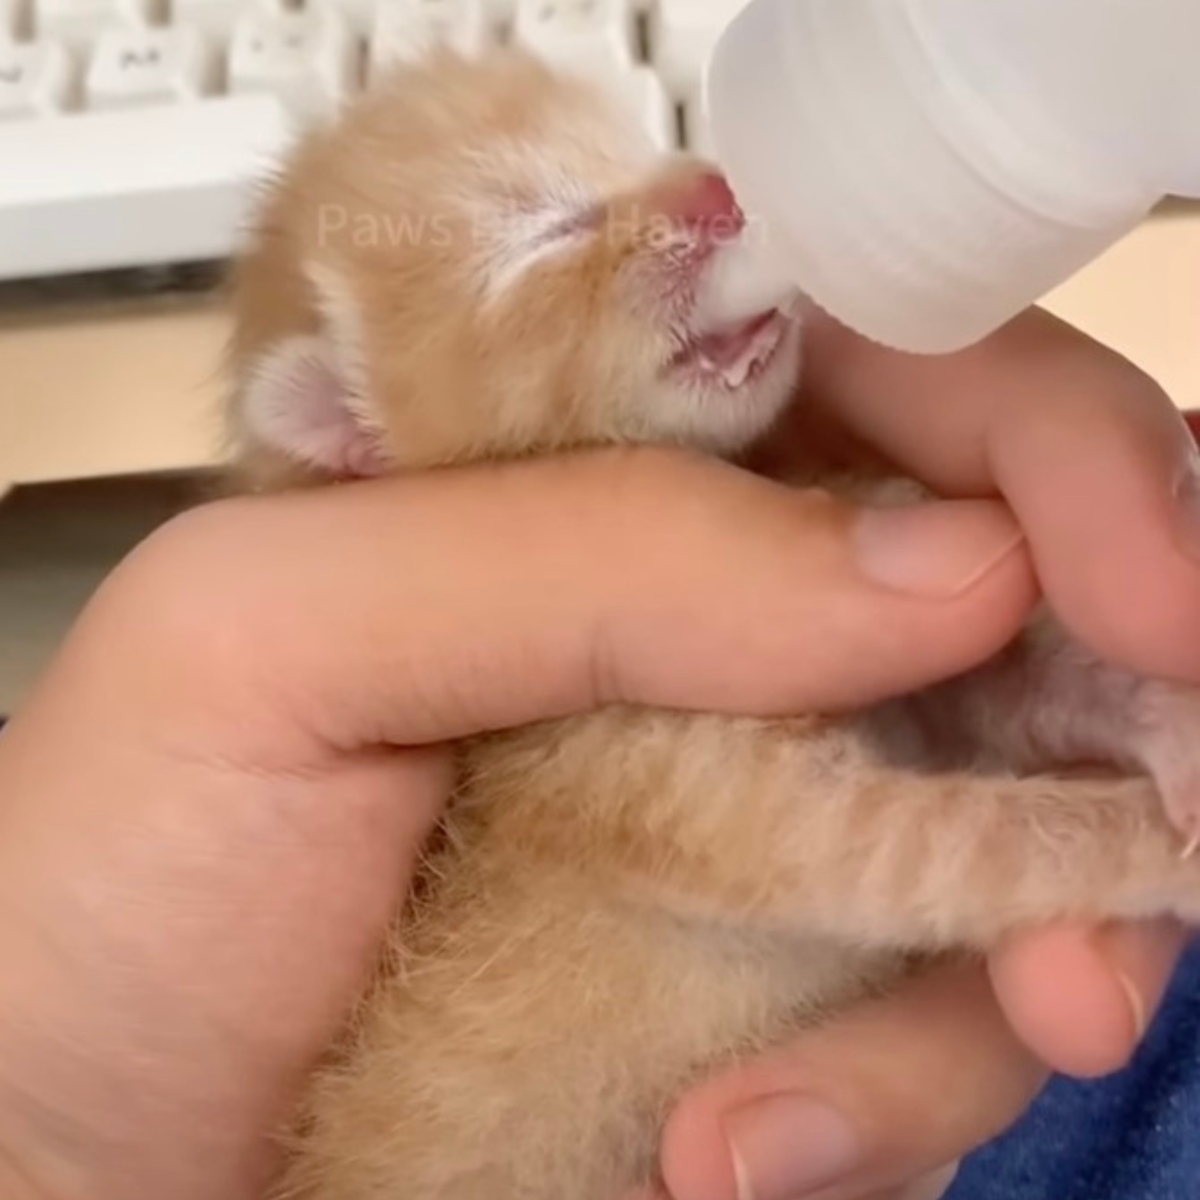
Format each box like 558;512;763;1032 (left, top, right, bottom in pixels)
949;937;1200;1199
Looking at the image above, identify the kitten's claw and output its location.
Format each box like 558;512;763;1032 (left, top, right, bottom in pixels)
1128;681;1200;853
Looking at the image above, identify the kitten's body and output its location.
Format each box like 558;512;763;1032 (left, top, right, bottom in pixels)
225;50;1200;1200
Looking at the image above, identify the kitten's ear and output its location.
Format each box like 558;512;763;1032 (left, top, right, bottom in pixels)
238;333;390;478
236;262;391;479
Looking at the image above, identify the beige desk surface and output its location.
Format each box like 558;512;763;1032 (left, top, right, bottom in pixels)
2;210;1199;489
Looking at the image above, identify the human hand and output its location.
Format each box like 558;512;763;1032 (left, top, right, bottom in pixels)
653;308;1200;1200
0;439;1036;1200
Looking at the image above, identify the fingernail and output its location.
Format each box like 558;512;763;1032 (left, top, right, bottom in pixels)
853;500;1025;599
723;1094;862;1200
1092;919;1186;1045
1113;969;1147;1043
897;1163;961;1200
1171;451;1200;563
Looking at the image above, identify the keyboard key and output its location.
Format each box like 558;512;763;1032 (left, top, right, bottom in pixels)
85;26;216;108
472;0;512;35
513;0;635;82
682;89;713;156
0;39;71;117
367;0;488;74
610;64;672;150
650;0;743;98
228;9;360;122
0;93;293;278
34;0;158;49
1;0;32;38
311;0;373;36
168;0;281;36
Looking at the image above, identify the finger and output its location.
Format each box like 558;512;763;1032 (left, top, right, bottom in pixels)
988;919;1187;1078
872;1166;961;1200
801;308;1200;682
659;961;1046;1200
59;447;1035;764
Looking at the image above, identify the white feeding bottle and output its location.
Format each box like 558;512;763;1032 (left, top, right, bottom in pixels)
703;0;1200;354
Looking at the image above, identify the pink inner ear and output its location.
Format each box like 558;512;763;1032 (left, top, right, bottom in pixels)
243;336;390;478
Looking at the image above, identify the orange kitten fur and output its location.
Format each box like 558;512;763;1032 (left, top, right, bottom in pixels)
224;50;1200;1200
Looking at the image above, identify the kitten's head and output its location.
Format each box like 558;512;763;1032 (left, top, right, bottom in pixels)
227;49;805;485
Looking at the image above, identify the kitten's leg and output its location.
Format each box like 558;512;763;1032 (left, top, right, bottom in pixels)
883;611;1200;850
814;470;1200;847
488;709;1200;951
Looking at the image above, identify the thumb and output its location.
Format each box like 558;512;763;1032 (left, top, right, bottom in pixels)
659;962;1046;1200
86;447;1035;762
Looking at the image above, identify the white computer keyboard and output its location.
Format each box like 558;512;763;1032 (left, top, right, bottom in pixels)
0;0;746;281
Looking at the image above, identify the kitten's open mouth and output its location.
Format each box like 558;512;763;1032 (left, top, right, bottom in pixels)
669;308;791;390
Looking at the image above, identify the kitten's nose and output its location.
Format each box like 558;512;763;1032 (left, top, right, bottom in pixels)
648;169;745;238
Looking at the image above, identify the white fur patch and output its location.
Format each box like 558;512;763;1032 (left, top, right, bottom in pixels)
692;234;802;332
